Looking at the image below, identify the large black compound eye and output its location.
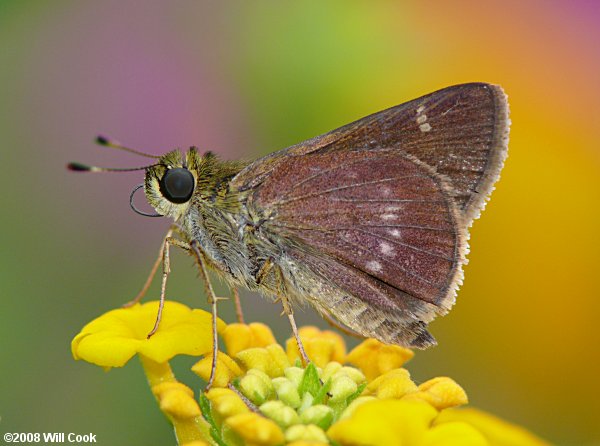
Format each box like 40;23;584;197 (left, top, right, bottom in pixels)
159;168;195;204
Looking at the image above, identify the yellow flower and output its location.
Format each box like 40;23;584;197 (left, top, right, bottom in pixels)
328;400;439;445
192;351;244;387
285;424;329;443
236;344;291;377
404;377;468;410
73;307;550;446
287;442;329;446
153;382;201;419
225;412;285;446
198;335;549;446
346;338;414;380
223;322;277;356
285;326;346;367
370;368;418;401
71;301;224;367
327;400;495;446
205;387;250;427
435;408;551;446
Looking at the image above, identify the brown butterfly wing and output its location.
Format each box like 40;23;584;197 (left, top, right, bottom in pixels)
232;82;509;225
250;149;466;347
233;83;509;346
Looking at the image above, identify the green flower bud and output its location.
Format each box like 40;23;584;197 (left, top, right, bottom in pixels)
334;366;366;384
271;376;291;388
259;400;300;428
321;361;343;382
284;366;305;387
298;391;314;413
329;375;358;403
272;377;302;408
299;404;334;430
239;369;274;405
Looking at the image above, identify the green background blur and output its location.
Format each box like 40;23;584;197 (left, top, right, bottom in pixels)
1;2;598;445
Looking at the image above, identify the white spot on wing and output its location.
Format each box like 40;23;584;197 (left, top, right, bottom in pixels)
381;213;397;220
385;205;403;212
388;229;401;238
366;260;382;273
380;242;394;255
416;104;432;131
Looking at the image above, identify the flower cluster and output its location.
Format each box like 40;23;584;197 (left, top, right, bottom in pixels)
72;301;550;446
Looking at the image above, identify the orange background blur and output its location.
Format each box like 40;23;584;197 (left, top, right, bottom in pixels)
1;2;598;445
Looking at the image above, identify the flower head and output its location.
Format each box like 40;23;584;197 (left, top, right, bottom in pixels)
72;304;550;445
196;324;549;446
285;326;346;367
346;337;414;380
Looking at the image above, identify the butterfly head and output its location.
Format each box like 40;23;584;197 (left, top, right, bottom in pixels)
144;148;202;220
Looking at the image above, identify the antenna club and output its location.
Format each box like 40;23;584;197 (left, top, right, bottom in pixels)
92;135;159;159
96;135;110;146
67;162;93;172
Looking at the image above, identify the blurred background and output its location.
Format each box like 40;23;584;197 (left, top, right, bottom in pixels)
1;1;598;445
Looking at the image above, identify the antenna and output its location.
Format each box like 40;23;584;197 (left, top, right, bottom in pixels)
67;136;163;172
95;135;159;159
66;162;160;173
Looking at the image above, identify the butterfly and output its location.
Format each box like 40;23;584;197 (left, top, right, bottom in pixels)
70;82;509;386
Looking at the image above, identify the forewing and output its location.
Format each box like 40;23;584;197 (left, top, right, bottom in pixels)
252;149;466;346
233;83;509;224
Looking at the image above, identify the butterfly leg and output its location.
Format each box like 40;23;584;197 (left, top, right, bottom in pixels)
256;257;311;365
146;236;190;338
232;287;245;324
189;240;221;391
281;294;310;366
123;225;180;308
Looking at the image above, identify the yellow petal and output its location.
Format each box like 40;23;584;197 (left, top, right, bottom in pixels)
285;424;329;443
287;442;329;446
236;344;290;377
71;301;225;368
191;351;243;387
225;412;285;446
265;344;292;376
286;327;346;368
435;408;552;446
365;368;418;399
205;388;250;421
423;422;489;446
403;377;468;410
223;323;277;356
158;387;201;419
339;396;377;419
152;381;201;420
327;399;437;446
152;382;195;399
181;442;211;446
346;338;414;381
